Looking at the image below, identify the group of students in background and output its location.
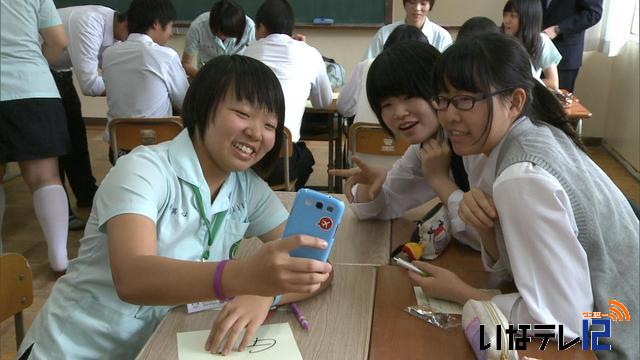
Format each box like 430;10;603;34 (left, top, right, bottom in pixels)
1;0;637;359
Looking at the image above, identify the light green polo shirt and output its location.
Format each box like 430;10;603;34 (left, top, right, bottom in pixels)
184;12;255;68
18;129;289;359
0;0;62;101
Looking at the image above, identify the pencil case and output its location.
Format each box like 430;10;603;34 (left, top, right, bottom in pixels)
462;299;519;360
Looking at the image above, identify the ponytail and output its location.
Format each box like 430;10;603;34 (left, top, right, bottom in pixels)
529;81;586;152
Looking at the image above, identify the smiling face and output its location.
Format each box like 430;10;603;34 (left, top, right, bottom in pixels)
404;0;431;28
193;89;278;178
435;82;517;156
502;11;520;36
380;95;440;144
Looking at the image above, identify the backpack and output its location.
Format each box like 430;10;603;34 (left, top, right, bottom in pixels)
323;56;345;88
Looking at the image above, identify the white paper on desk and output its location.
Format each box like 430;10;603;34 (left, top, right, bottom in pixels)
413;287;502;314
177;323;302;360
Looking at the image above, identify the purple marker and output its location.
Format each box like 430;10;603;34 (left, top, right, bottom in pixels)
289;302;310;331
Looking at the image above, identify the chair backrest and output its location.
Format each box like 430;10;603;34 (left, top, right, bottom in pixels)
108;117;183;162
0;253;33;349
348;123;410;169
271;127;296;191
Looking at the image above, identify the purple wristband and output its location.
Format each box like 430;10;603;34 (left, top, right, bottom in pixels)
213;259;233;301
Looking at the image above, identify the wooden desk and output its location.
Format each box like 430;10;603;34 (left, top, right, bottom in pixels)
370;222;596;359
562;91;592;138
237;192;391;266
304;98;345;193
137;265;377;360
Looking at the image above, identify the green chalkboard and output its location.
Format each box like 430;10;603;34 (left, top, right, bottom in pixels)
53;0;391;26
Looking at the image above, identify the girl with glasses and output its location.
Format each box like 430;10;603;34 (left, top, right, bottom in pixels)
411;33;637;359
330;40;482;252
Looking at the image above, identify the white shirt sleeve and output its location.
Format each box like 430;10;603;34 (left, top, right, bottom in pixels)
362;28;385;60
350;145;437;220
308;49;332;109
184;22;200;56
164;53;189;112
446;190;482;251
336;61;366;117
68;13;106;96
491;162;592;340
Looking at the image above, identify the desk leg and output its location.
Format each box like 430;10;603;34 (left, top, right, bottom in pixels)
576;118;583;139
334;113;344;193
327;113;335;193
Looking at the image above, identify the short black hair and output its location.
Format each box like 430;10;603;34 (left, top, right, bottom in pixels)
115;11;128;23
255;0;294;36
403;0;436;10
209;0;247;39
126;0;176;34
383;24;429;51
366;41;441;135
457;16;500;41
182;55;286;177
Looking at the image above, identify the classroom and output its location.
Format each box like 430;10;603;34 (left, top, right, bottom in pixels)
1;0;639;359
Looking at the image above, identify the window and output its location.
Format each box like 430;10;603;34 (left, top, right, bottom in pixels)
632;0;639;36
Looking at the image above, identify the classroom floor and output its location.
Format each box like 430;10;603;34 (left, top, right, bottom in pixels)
1;125;638;357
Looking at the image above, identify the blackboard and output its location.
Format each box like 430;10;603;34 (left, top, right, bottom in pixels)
53;0;392;27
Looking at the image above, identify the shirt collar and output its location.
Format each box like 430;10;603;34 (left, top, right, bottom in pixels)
126;33;154;44
168;130;232;213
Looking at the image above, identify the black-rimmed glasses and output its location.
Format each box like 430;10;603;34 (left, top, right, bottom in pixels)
431;88;513;111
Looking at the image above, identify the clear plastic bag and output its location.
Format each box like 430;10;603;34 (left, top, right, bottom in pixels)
405;305;461;329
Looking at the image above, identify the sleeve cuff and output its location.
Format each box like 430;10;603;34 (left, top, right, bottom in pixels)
491;293;521;321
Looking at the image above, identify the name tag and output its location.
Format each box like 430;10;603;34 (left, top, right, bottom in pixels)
186;300;225;313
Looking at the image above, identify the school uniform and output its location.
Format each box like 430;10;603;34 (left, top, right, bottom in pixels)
336;58;377;123
245;33;332;188
350;144;481;251
362;19;452;60
467;117;638;359
18;129;289;359
531;32;563;80
0;0;69;162
184;12;255;69
49;5;114;205
102;33;189;142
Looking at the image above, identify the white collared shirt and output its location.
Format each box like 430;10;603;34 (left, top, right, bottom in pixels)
464;118;592;339
244;33;332;142
102;33;189;142
336;58;377;123
50;6;117;96
362;18;452;60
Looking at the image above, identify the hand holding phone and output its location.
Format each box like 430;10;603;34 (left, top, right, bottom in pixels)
393;257;429;277
284;189;345;262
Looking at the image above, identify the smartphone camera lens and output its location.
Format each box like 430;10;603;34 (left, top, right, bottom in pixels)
327;206;334;213
315;201;323;210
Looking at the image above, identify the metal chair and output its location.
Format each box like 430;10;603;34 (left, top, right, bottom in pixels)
347;123;410;170
107;117;183;163
270;127;296;191
0;253;33;350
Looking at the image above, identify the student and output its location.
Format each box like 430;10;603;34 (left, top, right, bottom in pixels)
0;0;70;270
244;0;332;189
182;0;255;78
363;0;451;60
17;55;333;359
330;41;478;250
50;5;129;227
502;0;562;90
456;16;500;41
337;24;429;124
541;0;603;92
410;33;638;359
102;0;189;163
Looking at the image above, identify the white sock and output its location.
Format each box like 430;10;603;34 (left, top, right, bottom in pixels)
33;184;69;271
0;184;4;253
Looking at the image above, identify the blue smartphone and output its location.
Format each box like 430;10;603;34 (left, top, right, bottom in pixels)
283;189;345;262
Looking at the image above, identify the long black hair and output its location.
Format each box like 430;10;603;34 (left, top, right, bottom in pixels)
182;55;286;177
502;0;543;63
433;32;584;151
